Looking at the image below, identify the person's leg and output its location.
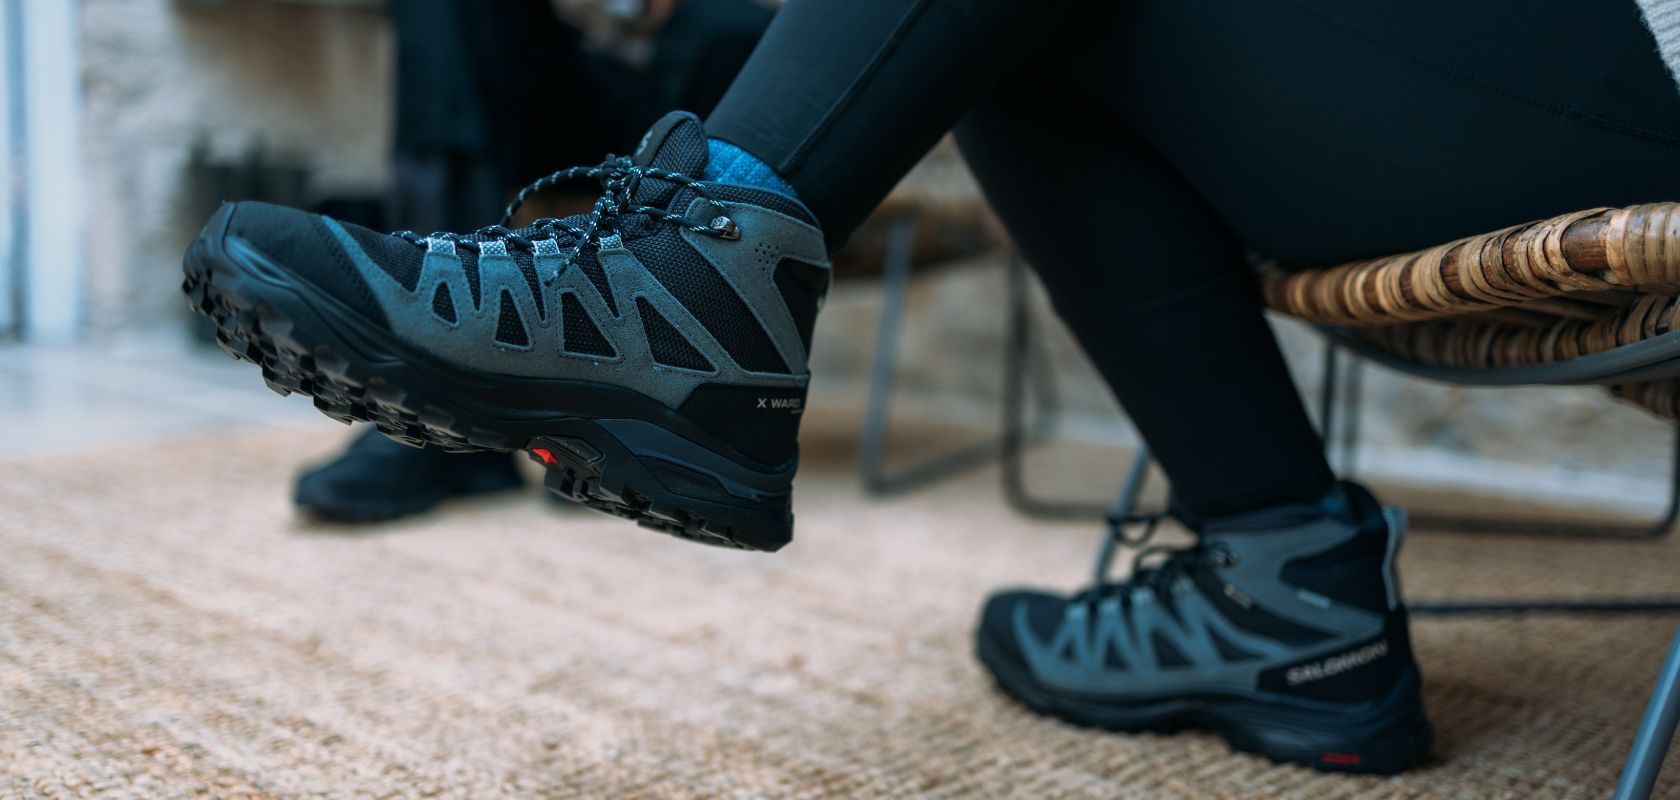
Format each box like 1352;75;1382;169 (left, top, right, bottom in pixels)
1093;0;1680;266
960;71;1428;775
955;75;1334;522
970;0;1680;775
706;0;1082;249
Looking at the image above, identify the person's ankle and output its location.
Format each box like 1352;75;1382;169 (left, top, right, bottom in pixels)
702;138;799;198
1174;479;1370;534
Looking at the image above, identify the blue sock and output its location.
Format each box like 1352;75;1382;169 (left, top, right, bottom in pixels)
703;139;799;199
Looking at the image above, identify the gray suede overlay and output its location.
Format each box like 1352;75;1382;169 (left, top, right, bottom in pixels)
323;200;829;410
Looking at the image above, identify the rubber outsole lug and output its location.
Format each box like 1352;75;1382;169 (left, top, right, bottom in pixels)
526;432;766;548
182;220;793;552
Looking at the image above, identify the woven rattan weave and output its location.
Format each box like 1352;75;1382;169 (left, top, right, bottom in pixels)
1261;203;1680;416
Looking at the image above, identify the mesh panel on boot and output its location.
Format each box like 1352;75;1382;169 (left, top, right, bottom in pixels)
570;247;617;317
626;228;788;374
631;113;709;208
432;283;456;323
636;298;712;372
344;224;426;292
561;293;615;357
1151;633;1190;669
774;258;825;356
226;203;387;328
495;290;528;347
1209;628;1262;662
460;248;482;310
510;248;545;318
1279;507;1393;614
1000;592;1070;644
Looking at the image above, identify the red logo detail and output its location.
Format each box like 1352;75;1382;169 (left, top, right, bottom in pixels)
531;447;558;465
1320;752;1362;766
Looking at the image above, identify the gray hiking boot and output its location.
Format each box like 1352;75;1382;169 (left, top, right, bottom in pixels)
183;112;829;551
976;482;1433;774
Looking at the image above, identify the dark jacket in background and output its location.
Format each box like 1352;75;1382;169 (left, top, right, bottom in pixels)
386;0;773;231
636;0;776;131
392;0;634;182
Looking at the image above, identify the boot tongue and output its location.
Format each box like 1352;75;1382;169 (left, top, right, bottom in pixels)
629;111;709;207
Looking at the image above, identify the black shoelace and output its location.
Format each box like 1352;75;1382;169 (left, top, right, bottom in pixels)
1078;512;1234;608
393;155;740;264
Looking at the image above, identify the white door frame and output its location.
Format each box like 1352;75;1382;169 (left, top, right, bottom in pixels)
3;0;83;343
0;0;18;338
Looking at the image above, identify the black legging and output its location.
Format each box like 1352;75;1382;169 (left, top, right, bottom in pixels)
708;0;1680;519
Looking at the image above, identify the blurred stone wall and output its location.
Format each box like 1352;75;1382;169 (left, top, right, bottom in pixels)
81;0;392;342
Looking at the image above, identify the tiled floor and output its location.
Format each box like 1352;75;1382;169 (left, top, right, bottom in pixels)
0;340;326;460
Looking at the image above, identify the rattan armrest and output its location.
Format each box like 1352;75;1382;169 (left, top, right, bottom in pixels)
1263;203;1680;417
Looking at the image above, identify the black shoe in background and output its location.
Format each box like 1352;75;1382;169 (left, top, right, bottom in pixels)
295;427;524;523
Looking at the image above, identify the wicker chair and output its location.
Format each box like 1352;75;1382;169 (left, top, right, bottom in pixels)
1262;204;1680;417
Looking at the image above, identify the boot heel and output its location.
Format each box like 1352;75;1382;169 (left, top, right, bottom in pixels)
1222;666;1434;775
527;418;796;551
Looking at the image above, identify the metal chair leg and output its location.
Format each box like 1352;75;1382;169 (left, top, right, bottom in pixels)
1614;623;1680;800
1405;424;1680;539
1339;354;1364;475
1311;341;1680;613
1088;447;1154;587
1319;339;1680;540
1320;340;1341;454
1000;252;1115;519
858;229;1042;497
1318;342;1365;474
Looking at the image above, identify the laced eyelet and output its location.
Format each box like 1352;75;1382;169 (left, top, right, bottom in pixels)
708;215;741;240
1211;546;1239;568
397;157;729;277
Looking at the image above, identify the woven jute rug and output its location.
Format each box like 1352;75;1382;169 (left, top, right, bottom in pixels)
2;428;1678;799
